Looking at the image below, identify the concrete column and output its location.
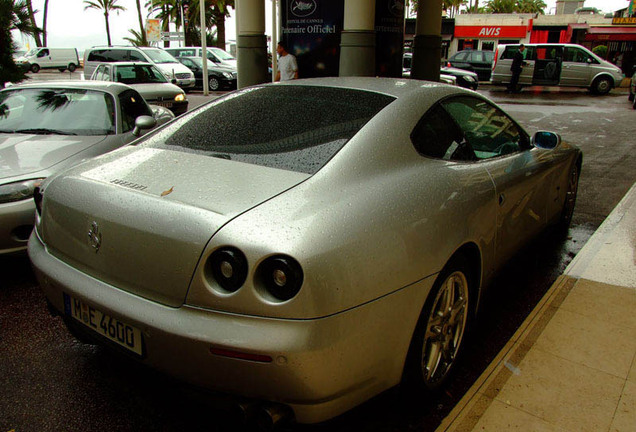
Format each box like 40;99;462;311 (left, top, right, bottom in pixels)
339;0;376;77
411;0;442;82
237;0;268;88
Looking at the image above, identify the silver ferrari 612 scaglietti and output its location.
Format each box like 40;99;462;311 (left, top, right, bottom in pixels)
29;78;581;425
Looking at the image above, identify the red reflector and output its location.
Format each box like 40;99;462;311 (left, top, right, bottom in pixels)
210;347;273;363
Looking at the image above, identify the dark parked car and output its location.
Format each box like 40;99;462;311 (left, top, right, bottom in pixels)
447;50;495;81
177;56;237;91
403;53;478;89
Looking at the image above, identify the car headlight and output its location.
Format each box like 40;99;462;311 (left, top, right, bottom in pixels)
257;255;303;301
0;179;44;204
222;72;233;79
464;75;476;82
174;93;186;102
206;247;248;293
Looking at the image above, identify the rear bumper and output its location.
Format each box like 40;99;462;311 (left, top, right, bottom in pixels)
28;230;433;424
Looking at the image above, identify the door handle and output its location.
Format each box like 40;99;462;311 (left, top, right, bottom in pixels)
499;193;506;206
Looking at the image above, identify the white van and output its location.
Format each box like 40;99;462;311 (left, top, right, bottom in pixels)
15;48;80;73
165;47;237;69
491;43;624;94
84;46;195;90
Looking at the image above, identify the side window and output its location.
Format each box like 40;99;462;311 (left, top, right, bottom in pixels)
128;50;145;62
442;96;528;160
564;47;591;63
118;89;152;133
92;65;103;80
411;104;476;161
87;49;107;62
103;66;111;81
471;51;484;62
38;49;49;57
453;52;469;62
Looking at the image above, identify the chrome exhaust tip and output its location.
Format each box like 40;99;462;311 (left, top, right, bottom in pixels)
256;404;292;431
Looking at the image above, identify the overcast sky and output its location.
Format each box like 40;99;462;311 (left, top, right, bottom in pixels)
15;0;632;52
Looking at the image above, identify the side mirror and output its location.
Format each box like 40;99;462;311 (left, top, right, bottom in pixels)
171;78;177;85
532;131;560;150
132;115;157;137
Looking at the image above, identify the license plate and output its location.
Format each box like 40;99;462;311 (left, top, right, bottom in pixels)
64;293;143;356
155;101;173;108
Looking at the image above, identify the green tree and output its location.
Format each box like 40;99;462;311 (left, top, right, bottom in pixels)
83;0;126;46
443;0;467;17
0;0;41;87
24;0;41;46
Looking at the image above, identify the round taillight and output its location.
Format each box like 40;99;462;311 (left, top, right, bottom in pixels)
258;256;303;301
207;247;248;292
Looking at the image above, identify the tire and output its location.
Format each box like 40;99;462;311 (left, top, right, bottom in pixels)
30;63;40;73
559;163;579;230
403;257;472;392
208;77;220;91
68;63;77;72
592;76;612;95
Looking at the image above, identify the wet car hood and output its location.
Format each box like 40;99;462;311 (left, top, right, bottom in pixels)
130;83;183;100
0;133;107;181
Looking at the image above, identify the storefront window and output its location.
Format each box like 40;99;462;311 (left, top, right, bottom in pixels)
481;41;495;51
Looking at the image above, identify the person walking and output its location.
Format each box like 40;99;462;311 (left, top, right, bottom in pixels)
508;44;527;93
275;41;298;82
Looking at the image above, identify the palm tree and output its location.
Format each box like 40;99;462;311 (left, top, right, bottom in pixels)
146;0;179;47
485;0;515;13
24;0;41;46
134;0;148;46
0;0;41;86
83;0;126;46
443;0;467;17
516;0;546;14
41;0;49;45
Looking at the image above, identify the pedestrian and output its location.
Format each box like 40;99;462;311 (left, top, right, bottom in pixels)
275;41;298;82
508;44;527;93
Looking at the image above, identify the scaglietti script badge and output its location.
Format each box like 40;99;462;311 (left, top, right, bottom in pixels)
88;221;102;253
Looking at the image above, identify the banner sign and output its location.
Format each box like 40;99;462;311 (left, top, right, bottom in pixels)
281;0;344;78
612;17;636;25
454;25;528;38
146;19;161;43
630;0;635;15
375;0;405;77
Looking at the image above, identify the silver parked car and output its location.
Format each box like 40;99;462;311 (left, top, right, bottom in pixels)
29;78;582;425
491;43;623;95
0;81;174;255
90;62;188;115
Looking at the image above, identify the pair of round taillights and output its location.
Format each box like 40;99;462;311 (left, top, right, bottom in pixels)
207;247;304;301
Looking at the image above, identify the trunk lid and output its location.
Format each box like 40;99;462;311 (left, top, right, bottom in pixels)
40;147;309;307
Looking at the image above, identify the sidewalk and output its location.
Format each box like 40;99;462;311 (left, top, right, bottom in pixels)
437;182;636;432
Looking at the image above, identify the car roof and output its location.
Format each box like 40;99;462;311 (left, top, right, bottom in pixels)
274;77;465;100
95;61;155;67
2;80;134;95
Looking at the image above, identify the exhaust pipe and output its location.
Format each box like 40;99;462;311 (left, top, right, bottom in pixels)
229;400;258;426
256;404;292;432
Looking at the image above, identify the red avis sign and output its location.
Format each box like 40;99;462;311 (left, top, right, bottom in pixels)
455;26;528;38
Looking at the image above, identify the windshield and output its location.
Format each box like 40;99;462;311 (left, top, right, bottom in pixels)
191;58;217;69
209;48;234;61
145;85;395;174
115;64;168;84
142;48;179;64
24;49;39;57
0;88;116;136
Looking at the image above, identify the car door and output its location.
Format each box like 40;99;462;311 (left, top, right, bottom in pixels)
441;95;551;263
532;46;562;86
561;46;593;87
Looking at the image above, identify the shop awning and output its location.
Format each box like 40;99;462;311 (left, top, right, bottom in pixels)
585;27;636;42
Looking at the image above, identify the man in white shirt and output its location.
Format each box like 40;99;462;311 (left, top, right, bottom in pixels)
275;41;298;81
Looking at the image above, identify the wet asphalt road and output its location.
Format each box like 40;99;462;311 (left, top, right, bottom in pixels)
1;74;635;431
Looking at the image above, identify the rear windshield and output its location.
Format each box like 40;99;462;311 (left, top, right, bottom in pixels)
145;85;395;174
